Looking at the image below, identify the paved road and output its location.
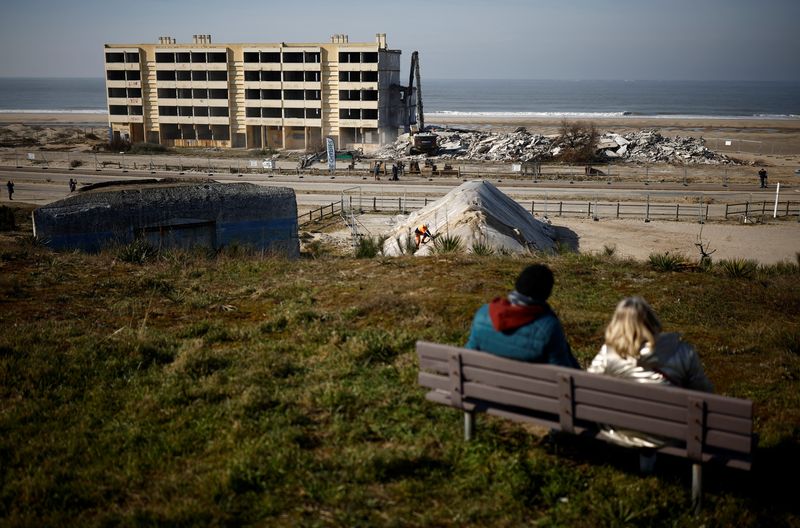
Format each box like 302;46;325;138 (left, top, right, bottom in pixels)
0;167;794;215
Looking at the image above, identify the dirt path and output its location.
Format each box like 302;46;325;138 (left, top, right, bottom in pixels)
551;217;800;264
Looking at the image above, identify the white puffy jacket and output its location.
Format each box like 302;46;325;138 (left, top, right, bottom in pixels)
587;332;713;448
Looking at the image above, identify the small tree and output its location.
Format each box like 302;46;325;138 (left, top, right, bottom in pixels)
557;120;598;164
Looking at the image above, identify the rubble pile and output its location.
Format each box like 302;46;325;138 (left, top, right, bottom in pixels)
376;129;733;165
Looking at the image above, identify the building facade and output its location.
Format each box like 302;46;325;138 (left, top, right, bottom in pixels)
104;33;411;151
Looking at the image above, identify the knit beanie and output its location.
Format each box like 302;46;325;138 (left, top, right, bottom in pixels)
514;264;554;301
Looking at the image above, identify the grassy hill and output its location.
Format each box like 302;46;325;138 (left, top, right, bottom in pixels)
1;207;798;526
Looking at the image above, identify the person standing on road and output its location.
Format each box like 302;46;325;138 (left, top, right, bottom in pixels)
6;180;13;200
758;168;768;188
69;178;77;192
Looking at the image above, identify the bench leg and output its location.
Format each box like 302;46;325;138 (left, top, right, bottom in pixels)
692;463;702;514
464;411;474;441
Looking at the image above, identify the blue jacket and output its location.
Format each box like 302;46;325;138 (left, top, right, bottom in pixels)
465;300;579;368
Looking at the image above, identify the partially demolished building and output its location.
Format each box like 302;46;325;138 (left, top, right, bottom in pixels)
33;181;299;256
104;33;412;151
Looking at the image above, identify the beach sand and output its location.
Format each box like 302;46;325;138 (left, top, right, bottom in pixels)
1;111;798;264
6;111;798;167
0;112;108;126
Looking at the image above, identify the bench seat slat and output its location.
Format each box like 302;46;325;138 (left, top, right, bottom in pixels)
706;413;753;435
575;387;686;423
705;430;753;455
418;342;563;382
462;366;558;398
418;372;449;392
424;390;753;470
464;382;560;415
573;371;752;418
576;404;687;440
419;356;448;374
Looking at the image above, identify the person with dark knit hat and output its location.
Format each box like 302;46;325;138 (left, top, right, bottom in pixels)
465;264;579;368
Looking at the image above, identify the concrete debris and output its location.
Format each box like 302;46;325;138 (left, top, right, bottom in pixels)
375;128;734;165
381;180;556;257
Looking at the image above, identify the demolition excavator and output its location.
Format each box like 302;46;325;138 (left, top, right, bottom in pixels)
405;51;437;155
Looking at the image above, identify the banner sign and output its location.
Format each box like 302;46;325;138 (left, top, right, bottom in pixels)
326;137;336;172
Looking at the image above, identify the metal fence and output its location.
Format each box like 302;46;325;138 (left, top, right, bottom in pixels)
724;201;800;219
301;195;800;226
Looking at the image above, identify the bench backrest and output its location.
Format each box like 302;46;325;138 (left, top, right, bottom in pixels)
417;341;753;469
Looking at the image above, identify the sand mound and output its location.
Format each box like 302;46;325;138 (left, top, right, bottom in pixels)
382;180;556;256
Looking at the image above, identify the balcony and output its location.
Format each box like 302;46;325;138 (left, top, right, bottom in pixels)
340;119;378;128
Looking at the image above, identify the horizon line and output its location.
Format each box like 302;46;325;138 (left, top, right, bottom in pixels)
1;75;799;83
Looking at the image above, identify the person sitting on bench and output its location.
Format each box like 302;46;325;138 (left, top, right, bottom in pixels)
588;296;713;451
465;264;579;368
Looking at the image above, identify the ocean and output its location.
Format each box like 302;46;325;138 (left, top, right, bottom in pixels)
0;77;798;119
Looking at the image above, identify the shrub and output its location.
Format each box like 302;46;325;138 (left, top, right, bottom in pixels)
129;142;170;154
69;159;82;168
602;244;616;257
433;234;464;254
718;258;758;279
471;240;495;256
355;235;386;259
116;239;157;264
648;251;687;272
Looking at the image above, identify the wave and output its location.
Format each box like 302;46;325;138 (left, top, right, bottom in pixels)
0;109;108;114
427;111;631;118
427;110;800;120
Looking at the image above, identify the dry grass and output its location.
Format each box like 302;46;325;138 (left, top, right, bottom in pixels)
0;207;798;526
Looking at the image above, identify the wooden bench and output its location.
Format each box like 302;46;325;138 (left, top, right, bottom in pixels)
417;341;755;512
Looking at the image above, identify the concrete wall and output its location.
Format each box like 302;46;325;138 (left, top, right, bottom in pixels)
33;182;299;256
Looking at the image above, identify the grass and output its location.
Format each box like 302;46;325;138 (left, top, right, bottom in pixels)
1;220;799;526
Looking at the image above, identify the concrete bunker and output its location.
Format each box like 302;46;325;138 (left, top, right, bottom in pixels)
33;181;299;256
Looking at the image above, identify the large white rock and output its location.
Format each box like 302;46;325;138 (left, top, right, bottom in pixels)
381;180;556;256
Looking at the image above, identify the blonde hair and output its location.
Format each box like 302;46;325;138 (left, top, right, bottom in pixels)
604;297;662;359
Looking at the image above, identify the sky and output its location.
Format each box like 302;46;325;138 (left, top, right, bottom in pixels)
0;0;798;81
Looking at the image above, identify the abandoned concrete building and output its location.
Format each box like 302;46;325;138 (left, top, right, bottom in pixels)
33;181;300;256
104;33;412;151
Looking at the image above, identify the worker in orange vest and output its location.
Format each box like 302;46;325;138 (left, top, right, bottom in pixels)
414;224;434;248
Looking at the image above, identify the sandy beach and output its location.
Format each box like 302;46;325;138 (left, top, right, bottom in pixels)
0;112;108;126
4;111;799;162
1;111;798;265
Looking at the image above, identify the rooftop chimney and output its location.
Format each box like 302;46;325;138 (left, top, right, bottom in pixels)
376;33;387;48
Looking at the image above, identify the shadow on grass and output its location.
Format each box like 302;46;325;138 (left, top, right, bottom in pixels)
542;430;800;516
